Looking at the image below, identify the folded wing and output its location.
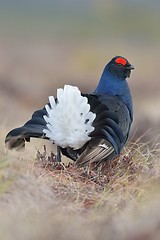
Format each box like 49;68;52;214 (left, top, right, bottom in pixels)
74;94;132;166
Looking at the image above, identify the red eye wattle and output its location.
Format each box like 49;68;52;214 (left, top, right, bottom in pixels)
115;57;127;66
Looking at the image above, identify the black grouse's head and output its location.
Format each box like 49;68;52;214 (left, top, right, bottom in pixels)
107;56;134;79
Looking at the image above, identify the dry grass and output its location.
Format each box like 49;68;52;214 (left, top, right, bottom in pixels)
0;2;160;239
1;132;160;240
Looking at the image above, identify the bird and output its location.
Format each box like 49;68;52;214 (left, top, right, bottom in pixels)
5;56;134;167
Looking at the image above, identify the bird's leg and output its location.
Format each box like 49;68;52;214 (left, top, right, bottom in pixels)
82;161;92;178
56;146;61;162
55;146;66;170
97;164;102;182
82;166;89;177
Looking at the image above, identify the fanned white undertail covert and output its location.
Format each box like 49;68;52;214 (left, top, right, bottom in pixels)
43;85;96;149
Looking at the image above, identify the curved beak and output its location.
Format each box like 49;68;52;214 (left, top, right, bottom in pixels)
127;65;135;70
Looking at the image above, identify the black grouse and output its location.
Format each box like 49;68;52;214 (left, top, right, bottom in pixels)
5;56;134;166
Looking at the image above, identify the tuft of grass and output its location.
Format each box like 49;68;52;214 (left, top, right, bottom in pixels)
1;133;160;240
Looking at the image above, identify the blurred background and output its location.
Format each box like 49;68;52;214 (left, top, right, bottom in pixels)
1;0;160;142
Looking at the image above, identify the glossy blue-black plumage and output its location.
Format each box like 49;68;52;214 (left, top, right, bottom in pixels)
5;56;134;166
95;68;133;118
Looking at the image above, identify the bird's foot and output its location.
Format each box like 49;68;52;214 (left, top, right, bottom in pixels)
81;164;103;182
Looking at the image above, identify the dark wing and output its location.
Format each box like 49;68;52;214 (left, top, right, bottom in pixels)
75;94;132;166
98;94;132;145
75;138;115;167
5;106;49;150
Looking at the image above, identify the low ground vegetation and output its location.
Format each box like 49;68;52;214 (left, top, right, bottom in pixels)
0;133;160;240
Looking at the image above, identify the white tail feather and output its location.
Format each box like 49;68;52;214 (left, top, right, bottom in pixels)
43;85;96;149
